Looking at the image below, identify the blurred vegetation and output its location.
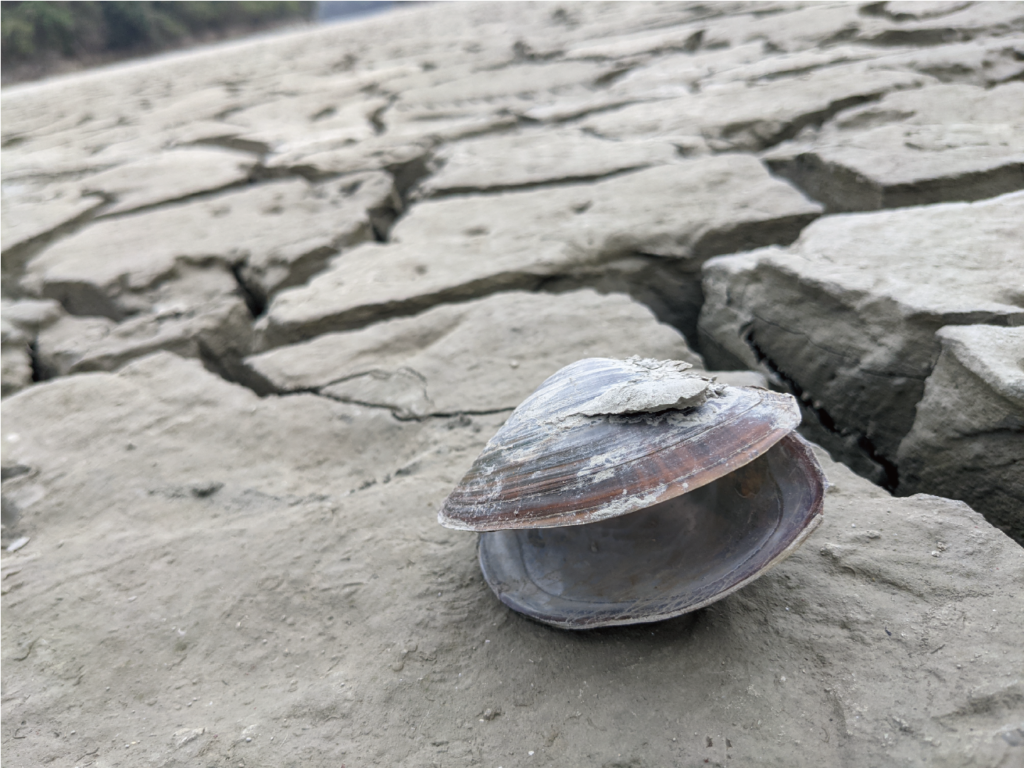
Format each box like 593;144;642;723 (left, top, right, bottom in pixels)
2;2;315;82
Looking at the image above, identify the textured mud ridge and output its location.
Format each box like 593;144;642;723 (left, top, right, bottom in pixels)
3;3;1024;766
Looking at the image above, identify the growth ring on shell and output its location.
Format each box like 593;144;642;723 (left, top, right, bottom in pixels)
438;357;826;629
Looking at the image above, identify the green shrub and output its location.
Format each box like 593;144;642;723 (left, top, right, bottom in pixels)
1;1;314;69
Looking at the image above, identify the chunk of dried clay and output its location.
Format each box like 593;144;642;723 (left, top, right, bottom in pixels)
568;357;721;417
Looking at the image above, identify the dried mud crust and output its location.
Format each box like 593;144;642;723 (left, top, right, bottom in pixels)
3;1;1024;766
2;354;1022;767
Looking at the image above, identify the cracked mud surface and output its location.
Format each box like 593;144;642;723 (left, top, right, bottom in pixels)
3;3;1024;767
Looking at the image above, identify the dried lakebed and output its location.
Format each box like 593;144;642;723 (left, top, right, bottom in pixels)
3;3;1023;766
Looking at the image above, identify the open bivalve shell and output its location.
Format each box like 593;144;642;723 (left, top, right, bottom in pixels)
438;357;826;629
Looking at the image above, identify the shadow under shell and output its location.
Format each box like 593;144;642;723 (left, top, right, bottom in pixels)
478;434;823;629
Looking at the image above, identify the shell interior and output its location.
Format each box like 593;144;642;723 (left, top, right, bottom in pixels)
477;432;825;629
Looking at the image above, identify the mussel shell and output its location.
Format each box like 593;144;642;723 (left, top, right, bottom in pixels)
477;432;825;629
439;358;801;531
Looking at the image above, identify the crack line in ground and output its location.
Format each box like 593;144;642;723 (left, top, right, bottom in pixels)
518;96;649;125
417;163;658;199
319;390;515;421
230;263;266;318
268;384;513;422
742;325;901;491
1;194;110;299
313;365;430;391
749;310;929;381
93;177;259;221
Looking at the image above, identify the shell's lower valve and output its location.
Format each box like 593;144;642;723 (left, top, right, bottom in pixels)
437;357;826;629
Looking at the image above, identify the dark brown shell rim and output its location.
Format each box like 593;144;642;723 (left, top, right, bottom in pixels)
440;359;801;531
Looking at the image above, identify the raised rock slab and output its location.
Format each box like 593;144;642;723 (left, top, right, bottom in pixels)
393;59;614;110
0;182;104;282
563;4;869;60
0;346;31;397
859;0;1024;45
21;173;398;318
1;298;64;331
864;39;1024;86
2;353;1021;767
698;191;1024;486
1;299;63;396
247;289;702;417
602;43;886;101
258;155;820;349
415;129;679;197
525;39;981;128
583;64;933;151
220;93;386;153
81;146;257;216
765;82;1024;211
263;138;433;187
0;313;34;397
35;293;255;383
897;324;1024;543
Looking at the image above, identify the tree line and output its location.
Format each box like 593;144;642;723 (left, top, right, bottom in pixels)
2;0;313;64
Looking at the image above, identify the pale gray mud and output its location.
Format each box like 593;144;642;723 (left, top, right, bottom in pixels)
3;3;1023;767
